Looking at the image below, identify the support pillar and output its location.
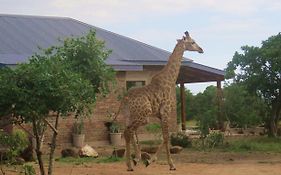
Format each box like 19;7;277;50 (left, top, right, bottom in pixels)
180;83;186;131
216;81;224;130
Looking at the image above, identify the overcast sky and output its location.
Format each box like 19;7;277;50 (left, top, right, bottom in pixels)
1;0;281;93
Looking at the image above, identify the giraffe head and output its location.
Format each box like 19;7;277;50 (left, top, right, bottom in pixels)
177;31;203;53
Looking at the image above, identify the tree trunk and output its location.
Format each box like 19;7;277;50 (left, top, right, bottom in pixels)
32;119;45;175
48;113;60;175
268;119;277;137
268;100;281;137
274;105;281;126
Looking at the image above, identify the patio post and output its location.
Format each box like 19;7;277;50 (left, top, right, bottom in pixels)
216;81;224;130
180;82;186;131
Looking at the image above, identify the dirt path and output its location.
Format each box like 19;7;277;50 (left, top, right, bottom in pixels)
52;162;281;175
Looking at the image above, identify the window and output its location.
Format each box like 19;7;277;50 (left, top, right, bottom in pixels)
126;81;145;90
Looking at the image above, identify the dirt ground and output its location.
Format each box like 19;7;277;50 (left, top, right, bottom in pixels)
34;150;281;175
52;162;281;175
4;149;281;175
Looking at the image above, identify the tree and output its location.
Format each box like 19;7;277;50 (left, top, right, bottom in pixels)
55;30;115;96
226;33;281;137
223;83;266;129
0;30;115;175
175;86;195;122
193;86;219;129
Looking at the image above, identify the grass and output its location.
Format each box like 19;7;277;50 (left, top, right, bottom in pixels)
222;137;281;153
185;120;199;129
140;139;162;145
186;120;197;126
56;156;124;165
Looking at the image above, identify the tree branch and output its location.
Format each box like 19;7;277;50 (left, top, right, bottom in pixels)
17;124;35;138
43;118;58;135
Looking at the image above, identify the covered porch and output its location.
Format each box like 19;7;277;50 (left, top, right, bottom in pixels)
176;62;225;131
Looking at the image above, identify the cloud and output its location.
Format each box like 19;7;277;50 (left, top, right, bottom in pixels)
49;0;279;24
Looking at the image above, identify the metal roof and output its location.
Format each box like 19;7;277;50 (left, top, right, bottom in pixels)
0;14;224;78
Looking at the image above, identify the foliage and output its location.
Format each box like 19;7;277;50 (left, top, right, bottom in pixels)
145;123;161;135
226;33;281;136
176;86;195;122
205;131;224;149
224;83;266;128
170;132;192;148
0;129;29;162
54;30;115;96
22;164;36;175
223;137;281;153
197;109;218;139
191;86;220;132
109;122;120;133
0;30;115;175
73;119;85;135
105;111;121;133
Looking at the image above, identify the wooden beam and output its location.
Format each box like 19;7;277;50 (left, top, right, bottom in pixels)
180;83;186;131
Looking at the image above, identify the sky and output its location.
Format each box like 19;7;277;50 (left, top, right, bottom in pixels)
1;0;281;94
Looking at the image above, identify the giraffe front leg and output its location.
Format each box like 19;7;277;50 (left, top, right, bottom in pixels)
161;118;176;170
124;128;133;171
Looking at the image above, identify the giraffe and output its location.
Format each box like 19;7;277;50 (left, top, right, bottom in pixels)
123;31;203;171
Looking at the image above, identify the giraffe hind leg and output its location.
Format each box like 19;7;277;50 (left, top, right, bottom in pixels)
124;127;133;171
132;131;141;166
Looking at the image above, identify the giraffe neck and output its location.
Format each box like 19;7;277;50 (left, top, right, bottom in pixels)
155;41;185;86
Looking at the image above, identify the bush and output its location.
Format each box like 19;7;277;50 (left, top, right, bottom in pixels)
23;164;36;175
0;129;29;161
205;131;224;148
170;132;191;148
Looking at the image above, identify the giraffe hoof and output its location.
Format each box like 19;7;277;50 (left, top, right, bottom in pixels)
133;159;138;166
170;167;176;171
144;159;150;167
127;168;134;171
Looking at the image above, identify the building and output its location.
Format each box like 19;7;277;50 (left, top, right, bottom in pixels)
0;14;224;146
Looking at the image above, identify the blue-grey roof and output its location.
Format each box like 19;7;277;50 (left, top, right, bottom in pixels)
0;14;224;77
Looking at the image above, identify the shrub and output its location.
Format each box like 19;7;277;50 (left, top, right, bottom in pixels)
23;164;36;175
170;132;191;148
205;131;224;148
0;129;29;161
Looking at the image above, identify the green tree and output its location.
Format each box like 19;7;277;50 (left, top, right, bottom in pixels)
193;86;218;129
176;86;195;123
224;83;266;129
55;30;115;96
0;30;115;175
226;33;281;137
